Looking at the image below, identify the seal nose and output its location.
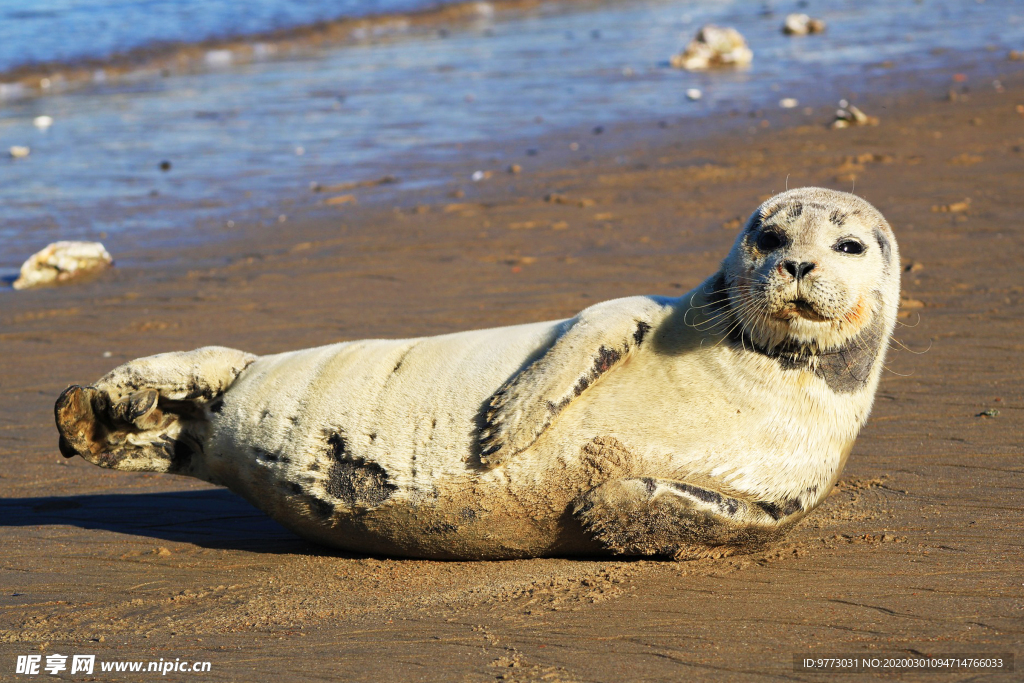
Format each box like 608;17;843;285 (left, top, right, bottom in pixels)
783;260;816;280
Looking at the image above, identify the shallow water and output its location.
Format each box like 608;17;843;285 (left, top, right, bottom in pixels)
0;0;442;73
1;0;1022;270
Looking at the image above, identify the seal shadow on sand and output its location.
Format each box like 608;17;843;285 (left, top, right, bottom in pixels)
0;489;351;555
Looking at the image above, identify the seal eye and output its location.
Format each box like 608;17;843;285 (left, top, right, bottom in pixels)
756;231;783;251
835;239;865;255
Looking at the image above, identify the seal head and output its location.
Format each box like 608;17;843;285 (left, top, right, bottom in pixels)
716;187;899;391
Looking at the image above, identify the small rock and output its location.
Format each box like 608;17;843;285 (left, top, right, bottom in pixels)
670;25;752;71
783;14;827;35
899;298;925;310
323;194;356;206
977;409;999;418
33;115;53;130
686;88;702;101
931;198;970;213
471;170;492;182
155;547;172;557
831;102;879;128
904;261;924;273
508;164;522;174
779;98;799;109
159;160;172;171
9;145;30;159
1009;50;1023;61
545;192;594;208
13;241;113;290
205;49;233;67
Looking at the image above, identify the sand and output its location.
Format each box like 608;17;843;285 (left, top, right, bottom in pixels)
1;76;1022;681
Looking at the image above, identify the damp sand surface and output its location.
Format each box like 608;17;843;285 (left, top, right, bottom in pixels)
1;80;1023;678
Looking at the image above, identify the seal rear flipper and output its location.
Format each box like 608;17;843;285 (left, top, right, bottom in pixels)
55;346;256;477
572;478;802;560
479;296;670;467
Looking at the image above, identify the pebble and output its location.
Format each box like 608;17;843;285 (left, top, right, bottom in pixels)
324;194;356;206
686;88;702;101
507;164;522;174
779;98;799;108
12;241;113;290
9;145;30;159
899;297;925;310
931;198;970;213
204;49;233;67
32;115;53;130
159;160;172;171
832;102;879;128
977;409;999;418
670;25;752;71
783;13;827;35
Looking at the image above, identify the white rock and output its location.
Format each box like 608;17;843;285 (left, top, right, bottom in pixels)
33;115;54;129
12;241;113;290
783;13;827;35
686;88;703;101
832;102;879;128
9;145;30;159
779;97;799;108
204;50;234;67
671;25;753;71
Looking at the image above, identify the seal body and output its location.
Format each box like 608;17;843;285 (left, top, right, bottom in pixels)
56;188;899;560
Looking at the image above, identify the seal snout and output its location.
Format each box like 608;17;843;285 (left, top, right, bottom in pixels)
781;260;816;280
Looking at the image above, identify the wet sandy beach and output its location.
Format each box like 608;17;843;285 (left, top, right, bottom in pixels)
1;71;1023;680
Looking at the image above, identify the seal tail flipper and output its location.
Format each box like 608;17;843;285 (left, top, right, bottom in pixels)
55;346;256;477
572;477;803;560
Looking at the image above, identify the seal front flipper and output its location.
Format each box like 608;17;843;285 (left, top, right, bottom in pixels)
55;346;256;477
572;478;805;559
479;296;670;467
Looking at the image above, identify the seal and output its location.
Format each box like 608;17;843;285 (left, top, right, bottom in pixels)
55;187;899;560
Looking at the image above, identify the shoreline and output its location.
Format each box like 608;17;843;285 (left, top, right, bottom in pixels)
1;71;1022;677
0;0;593;100
3;0;1022;275
5;50;1020;277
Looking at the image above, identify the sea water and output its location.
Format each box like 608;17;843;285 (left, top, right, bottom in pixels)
0;0;1021;270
